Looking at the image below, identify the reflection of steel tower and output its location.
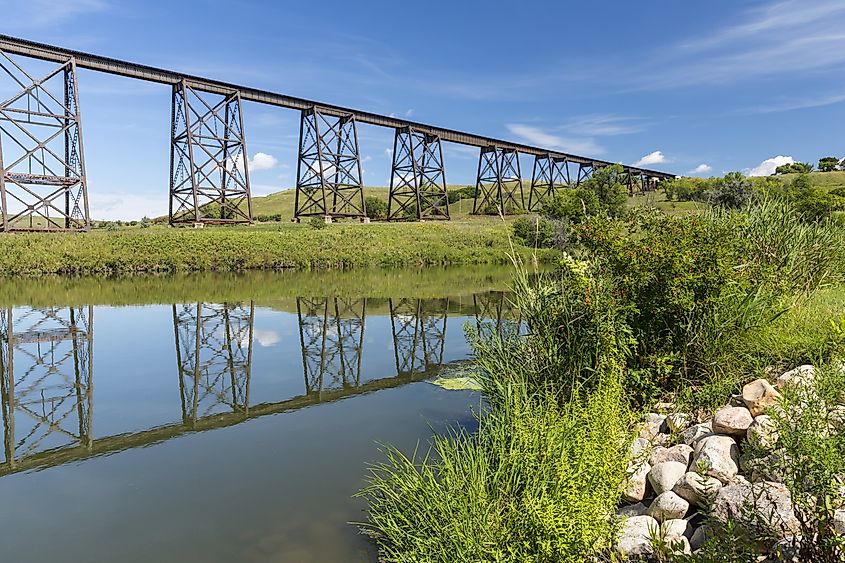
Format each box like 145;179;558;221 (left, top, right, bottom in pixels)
296;298;366;396
474;292;521;339
0;306;93;469
388;298;448;377
173;303;254;426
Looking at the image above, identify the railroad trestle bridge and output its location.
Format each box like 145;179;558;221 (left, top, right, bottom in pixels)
0;35;674;231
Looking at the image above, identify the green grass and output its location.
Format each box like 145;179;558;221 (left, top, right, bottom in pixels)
0;221;556;276
775;170;845;191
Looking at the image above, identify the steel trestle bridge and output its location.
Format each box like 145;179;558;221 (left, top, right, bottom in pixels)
0;34;674;230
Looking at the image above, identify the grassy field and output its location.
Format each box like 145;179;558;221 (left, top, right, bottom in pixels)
0;220;555;276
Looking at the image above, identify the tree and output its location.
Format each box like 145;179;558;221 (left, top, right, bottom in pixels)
818;156;841;172
774;162;813;175
713;171;753;209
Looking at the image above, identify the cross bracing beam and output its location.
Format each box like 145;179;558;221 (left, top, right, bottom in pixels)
0;35;674;181
473;146;524;215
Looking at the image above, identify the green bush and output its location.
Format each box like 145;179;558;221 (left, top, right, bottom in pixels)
365;196;388;220
541;187;600;223
511;215;555;248
447;186;476;204
712;172;754;209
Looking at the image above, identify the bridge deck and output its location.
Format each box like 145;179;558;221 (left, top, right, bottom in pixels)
0;34;674;179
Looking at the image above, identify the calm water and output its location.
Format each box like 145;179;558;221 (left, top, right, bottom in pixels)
0;267;520;562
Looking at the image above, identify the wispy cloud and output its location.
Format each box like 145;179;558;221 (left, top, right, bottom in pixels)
3;0;110;28
633;150;666;167
739;91;845;114
506;124;605;156
637;0;845;89
563;114;646;136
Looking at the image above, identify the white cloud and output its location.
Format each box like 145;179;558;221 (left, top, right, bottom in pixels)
405;109;415;117
505;124;605;156
253;329;280;347
689;164;713;174
564;114;646;136
248;152;278;172
633;150;666;167
747;155;794;177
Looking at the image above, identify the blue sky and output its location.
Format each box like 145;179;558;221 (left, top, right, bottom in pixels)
2;0;844;219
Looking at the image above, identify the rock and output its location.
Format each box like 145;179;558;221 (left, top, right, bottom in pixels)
673;471;722;506
648;461;688;495
743;449;790;483
617;502;649;518
666;535;691;555
639;413;669;441
776;364;816;390
830;406;845;431
746;415;779;451
630;437;651;460
728;393;746;407
666;413;692;433
682;421;713;446
742;379;782;417
711;481;800;538
649;444;694;467
712;406;754;437
692;435;739;484
623;460;651;503
614;515;658;557
689;524;712;550
835;510;845;536
661;518;689;539
648;491;690;522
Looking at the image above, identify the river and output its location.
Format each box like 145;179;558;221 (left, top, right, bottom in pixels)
0;266;520;562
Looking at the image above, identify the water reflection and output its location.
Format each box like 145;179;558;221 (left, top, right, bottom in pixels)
0;306;94;470
0;293;520;477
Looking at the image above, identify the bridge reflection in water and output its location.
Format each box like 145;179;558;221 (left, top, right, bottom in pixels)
0;293;519;476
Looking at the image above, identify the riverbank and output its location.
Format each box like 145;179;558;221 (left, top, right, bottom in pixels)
0;220;556;276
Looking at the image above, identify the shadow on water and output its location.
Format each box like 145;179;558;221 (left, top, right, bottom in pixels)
0;267;525;562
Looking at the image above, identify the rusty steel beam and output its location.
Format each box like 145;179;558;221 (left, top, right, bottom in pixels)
0;35;674;180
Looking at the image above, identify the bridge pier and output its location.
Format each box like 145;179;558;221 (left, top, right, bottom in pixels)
169;80;252;226
0;50;90;231
528;154;573;211
294;107;366;221
387;127;449;221
473;146;524;215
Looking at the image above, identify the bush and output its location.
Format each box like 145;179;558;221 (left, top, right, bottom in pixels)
512;215;555;248
584;164;627;217
541;187;600;223
365;196;388;220
447;186;476;204
787;174;836;220
775;162;813;174
712;172;753;209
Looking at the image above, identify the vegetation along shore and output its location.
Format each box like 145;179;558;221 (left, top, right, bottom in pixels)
357;165;845;561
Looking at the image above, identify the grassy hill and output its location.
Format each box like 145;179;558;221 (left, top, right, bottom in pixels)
775;170;845;190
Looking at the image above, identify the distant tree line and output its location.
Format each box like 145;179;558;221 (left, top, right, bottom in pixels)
775;155;844;175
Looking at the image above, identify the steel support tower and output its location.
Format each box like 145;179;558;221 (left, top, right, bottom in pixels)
0;50;90;231
388;298;448;377
528;154;575;211
0;306;93;469
169;80;252;226
387;127;449;221
472;146;524;215
172;302;254;425
296;297;366;396
473;291;522;340
294;107;366;222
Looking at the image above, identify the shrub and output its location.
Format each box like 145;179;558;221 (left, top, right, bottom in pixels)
775;162;813;174
447;186;476;204
365;196;388;220
511;215;555;248
307;216;327;229
541;187;600;223
584;164;627;217
712;172;754;209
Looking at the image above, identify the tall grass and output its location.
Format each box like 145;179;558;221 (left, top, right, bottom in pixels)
358;264;634;562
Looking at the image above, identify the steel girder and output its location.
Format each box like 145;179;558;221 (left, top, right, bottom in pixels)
169;80;252;226
172;302;254;425
387;127;449;221
388;298;448;377
0;50;90;231
0;306;93;468
296;297;366;396
472;146;524;215
294;107;366;221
